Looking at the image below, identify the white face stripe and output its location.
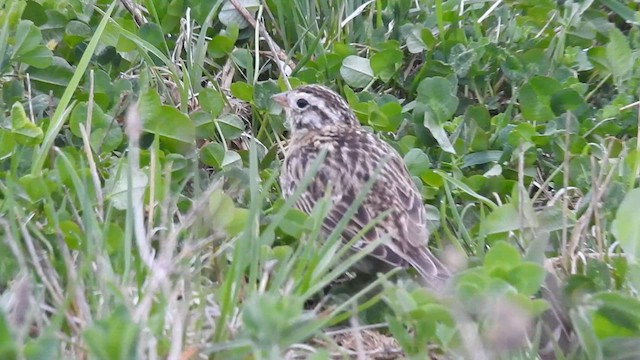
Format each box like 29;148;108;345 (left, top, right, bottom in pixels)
283;86;359;132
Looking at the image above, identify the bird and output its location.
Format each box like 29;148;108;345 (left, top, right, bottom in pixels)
272;84;450;288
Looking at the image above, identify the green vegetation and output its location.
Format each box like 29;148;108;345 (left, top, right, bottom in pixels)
1;0;640;359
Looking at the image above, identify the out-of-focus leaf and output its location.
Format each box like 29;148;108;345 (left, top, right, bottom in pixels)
606;28;632;87
612;188;640;263
519;76;561;122
138;90;195;145
219;0;260;29
416;77;458;125
484;241;521;272
340;55;374;88
11;102;43;146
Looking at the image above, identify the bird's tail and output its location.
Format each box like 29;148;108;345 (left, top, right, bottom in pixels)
412;247;451;290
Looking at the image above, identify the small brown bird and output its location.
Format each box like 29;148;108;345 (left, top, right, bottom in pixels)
273;84;449;288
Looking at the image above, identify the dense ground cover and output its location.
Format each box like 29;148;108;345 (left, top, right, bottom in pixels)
1;0;640;359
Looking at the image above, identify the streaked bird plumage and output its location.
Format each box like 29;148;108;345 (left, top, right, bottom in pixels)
274;84;449;288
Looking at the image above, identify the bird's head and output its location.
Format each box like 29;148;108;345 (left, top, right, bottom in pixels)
272;85;359;132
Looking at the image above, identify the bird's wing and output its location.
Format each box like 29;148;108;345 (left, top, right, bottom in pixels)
281;143;380;247
379;151;450;285
281;134;385;249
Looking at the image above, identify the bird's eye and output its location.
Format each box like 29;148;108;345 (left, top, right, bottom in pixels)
296;99;309;109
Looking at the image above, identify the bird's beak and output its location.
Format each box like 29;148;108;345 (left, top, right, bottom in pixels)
271;92;289;108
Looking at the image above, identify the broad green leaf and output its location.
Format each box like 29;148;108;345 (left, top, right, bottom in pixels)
340;55;374;88
462;151;502;168
379;101;403;130
592;311;636;339
423;109;455;154
69;102;111;137
65;20;92;46
23;1;47;25
416;77;458;124
627;263;640;293
199;88;225;117
369;109;389;129
606;28;632;87
200;142;226;168
241;293;315;349
405;25;426;53
104;223;125;254
13;20;42;56
60;220;82;250
231;48;253;72
107;164;148;211
550;89;586;115
19;174;49;203
484;204;523;234
518;48;550;76
226;207;249;236
0;129;16;160
138;22;165;51
278;208;310;238
537;205;576;232
207;33;235;58
13;46;52;68
160;0;184;32
27;56;74;92
371;46;403;82
456;270;490;299
2;79;23;106
115;25;137;52
209;189;236;230
484;241;521;272
507;122;537;146
138;90;195;145
11;101;43;146
611;188;640;263
216;114;245;140
420;28;436;49
81;70;115;110
449;43;476;77
222;150;242;168
565;46;593;71
254;80;280;109
91;126;123;153
507;262;545;296
465;103;491;130
483;164;502;177
519;76;561;122
592;292;640;333
404;148;431;177
219;0;259;29
587;46;609;74
230;82;253;102
193;110;217;139
406;304;453;341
